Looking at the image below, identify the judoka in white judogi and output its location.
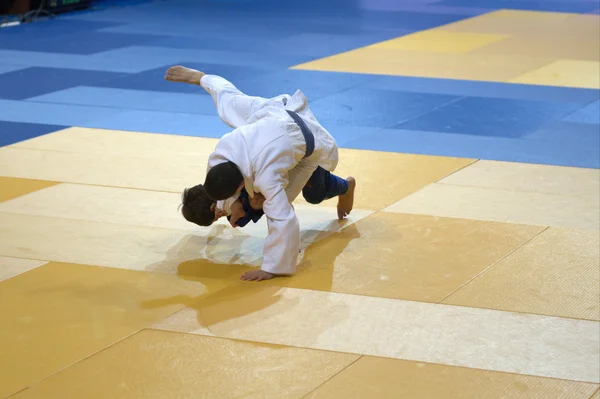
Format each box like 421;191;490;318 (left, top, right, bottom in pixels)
166;66;354;281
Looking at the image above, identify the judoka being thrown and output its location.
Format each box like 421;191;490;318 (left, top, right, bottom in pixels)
165;66;356;282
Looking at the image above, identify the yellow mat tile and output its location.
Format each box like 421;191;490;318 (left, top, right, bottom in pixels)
153;285;600;382
0;262;229;399
370;30;509;54
443;228;600;321
474;35;599;61
11;127;218;159
591;388;600;399
440;9;577;36
0;256;47;281
385;183;599;230
306;357;599;399
298;150;474;211
292;10;598;88
293;48;553;82
439;160;600;197
510;60;600;89
0;147;205;193
256;212;543;301
0;182;372;234
0;176;58;202
11;330;358;399
0;212;200;272
565;14;600;38
0;204;370;274
3;131;474;211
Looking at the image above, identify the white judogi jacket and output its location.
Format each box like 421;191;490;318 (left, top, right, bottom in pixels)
201;74;339;275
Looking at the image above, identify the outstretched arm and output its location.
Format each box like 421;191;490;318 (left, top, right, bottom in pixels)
241;187;299;281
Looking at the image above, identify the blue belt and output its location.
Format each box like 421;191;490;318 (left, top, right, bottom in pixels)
286;110;315;159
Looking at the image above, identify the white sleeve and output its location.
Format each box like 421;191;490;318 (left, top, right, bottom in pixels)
260;187;299;275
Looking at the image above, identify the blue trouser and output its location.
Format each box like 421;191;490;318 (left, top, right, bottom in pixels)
230;166;348;228
302;166;348;204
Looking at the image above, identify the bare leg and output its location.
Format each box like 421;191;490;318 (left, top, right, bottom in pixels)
337;177;356;220
164;65;205;85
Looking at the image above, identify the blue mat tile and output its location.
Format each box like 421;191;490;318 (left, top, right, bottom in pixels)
333;10;473;31
262;32;410;58
239;69;379;101
344;128;600;168
525;121;600;149
145;35;271;53
367;76;600;104
0;49;168;73
30;87;218;115
563;100;600;125
396;97;585;138
437;0;598;13
0;67;128;100
0;99;123;126
90;62;272;94
324;125;385;147
0;19;121;38
309;88;459;128
0;31;167;55
0;120;69;147
0;65;28;75
83;110;232;137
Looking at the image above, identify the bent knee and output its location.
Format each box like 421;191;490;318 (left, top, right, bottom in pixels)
302;187;325;204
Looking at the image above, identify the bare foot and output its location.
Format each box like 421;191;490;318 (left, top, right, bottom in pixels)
240;270;275;281
337;177;356;220
164;65;205;85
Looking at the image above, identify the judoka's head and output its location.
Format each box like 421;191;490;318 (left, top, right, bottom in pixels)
180;184;220;227
204;161;244;201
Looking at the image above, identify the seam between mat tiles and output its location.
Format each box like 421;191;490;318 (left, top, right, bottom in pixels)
1;179;191;196
437;226;550;304
5;387;28;399
0;210;202;233
22;98;219;118
197;266;600;323
299;355;364;399
4;330;141;397
3;144;215;161
3;305;202;395
434;180;600;198
24;98;223;118
589;387;600;399
0;202;377;234
392;95;467;128
22;72;380;127
558;97;600;122
11;125;220;143
432;158;481;184
145;327;600;386
304;73;383;103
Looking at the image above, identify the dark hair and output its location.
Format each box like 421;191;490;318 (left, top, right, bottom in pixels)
204;161;244;201
180;184;216;227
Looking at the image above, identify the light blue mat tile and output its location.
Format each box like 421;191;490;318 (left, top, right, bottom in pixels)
366;76;600;104
344;128;600;168
0;99;123;126
30;87;217;115
82;109;231;137
0;64;28;75
563;100;600;124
